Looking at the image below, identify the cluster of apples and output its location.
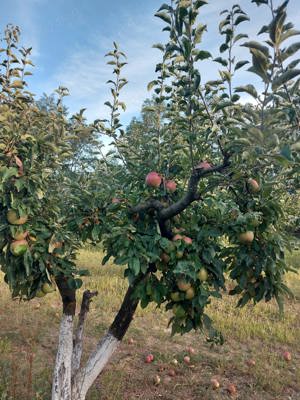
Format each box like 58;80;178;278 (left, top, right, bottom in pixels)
6;209;30;256
145;171;177;192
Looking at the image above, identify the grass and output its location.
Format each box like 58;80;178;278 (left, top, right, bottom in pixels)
0;248;299;400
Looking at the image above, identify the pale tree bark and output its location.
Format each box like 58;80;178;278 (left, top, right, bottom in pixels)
52;314;74;400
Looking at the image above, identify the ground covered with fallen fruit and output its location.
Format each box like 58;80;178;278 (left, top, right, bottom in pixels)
0;248;299;400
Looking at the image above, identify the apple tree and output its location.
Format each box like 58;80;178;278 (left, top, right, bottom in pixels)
1;0;300;399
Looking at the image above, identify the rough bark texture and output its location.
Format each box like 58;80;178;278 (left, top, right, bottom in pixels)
52;314;74;400
72;290;98;375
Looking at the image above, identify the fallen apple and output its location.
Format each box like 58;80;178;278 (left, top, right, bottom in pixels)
211;378;220;390
153;375;161;385
246;359;256;367
168;368;176;377
183;355;190;364
187;346;196;355
283;351;292;361
227;383;237;396
42;283;55;294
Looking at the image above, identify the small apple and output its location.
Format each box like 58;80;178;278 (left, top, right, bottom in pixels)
171;358;179;366
35;289;46;298
183;355;190;364
183;236;193;245
165;180;177;193
176;251;184;259
7;209;28;225
238;231;254;244
10;240;29;256
170;292;181;302
173;234;183;242
246;359;256;367
210;378;220;390
197;268;208;282
283;351;292;361
145;172;162;188
185;287;195;300
168;368;176;377
177;279;191;292
161;253;170;264
112;197;121;204
187;346;196;355
196;161;212;170
153;375;161;385
227;383;237;396
128;338;134;345
145;355;153;363
247;178;260;193
42;283;55;294
12;230;28;241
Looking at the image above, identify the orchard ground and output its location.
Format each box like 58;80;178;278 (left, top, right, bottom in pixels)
0;248;299;400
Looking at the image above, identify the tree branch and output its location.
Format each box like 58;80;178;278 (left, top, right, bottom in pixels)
159;156;231;221
72;290;98;375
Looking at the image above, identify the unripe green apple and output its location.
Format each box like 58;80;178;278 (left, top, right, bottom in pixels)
197;268;208;282
7;209;28;225
10;240;28;256
42;283;55;294
170;292;181;302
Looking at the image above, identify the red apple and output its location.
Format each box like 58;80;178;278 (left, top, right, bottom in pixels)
145;171;162;188
168;368;176;377
172;234;183;241
283;351;292;361
183;236;193;245
183;355;190;364
211;378;220;390
145;354;153;363
165;180;177;193
227;383;237;396
187;346;196;355
112;197;121;204
196;161;212;170
247;178;260;193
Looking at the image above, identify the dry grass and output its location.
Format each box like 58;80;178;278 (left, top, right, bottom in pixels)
0;247;299;400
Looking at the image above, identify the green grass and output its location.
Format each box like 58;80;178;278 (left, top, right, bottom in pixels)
0;248;299;400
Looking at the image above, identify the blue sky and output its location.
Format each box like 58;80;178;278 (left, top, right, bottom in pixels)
1;0;300;126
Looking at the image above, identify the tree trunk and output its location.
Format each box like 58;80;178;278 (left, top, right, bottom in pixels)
51;276;141;400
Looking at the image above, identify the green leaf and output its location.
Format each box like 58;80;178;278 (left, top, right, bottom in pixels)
272;69;300;90
155;11;171;24
235;84;258;98
234;15;250;26
234;60;249;71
